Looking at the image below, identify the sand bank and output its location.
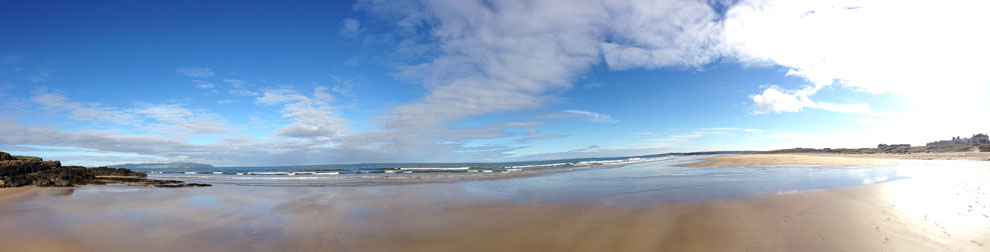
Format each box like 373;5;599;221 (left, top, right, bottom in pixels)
1;159;988;251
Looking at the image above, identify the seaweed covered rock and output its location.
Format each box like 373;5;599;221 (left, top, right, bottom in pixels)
0;162;92;188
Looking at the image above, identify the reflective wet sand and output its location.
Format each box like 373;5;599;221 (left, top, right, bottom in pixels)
1;155;988;251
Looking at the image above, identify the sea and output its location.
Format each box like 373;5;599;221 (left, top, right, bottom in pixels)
134;153;686;186
130;153;981;205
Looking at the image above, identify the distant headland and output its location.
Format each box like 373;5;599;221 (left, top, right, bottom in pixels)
768;132;990;155
109;162;214;169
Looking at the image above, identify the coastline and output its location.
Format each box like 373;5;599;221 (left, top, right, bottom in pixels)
679;152;990;167
2;154;988;251
678;153;904;167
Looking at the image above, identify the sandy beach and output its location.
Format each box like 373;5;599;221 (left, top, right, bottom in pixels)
1;154;988;251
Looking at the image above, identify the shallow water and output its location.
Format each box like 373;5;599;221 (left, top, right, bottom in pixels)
148;155;983;205
454;156;944;205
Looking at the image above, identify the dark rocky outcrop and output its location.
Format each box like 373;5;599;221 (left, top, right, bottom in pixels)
0;152;14;161
0;152;209;188
87;167;148;178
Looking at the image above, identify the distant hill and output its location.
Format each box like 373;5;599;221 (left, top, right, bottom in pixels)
109;162;214;169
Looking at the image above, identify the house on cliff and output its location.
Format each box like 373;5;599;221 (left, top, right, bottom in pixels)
926;133;990;146
971;133;990;144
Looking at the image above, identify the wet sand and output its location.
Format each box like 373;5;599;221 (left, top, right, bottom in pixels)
1;156;989;251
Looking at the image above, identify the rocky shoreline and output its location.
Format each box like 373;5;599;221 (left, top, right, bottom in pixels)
0;152;210;188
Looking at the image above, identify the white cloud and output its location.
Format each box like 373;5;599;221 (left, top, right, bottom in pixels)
329;75;357;96
26;67;55;83
699;127;741;132
223;79;248;88
515;134;568;143
750;85;869;114
193;80;216;89
726;0;990;114
750;86;814;114
256;87;349;140
339;18;361;38
31;89;138;125
229;89;259;96
561;110;619;124
135;105;230;134
343;0;714;158
176;66;215;78
30;89;230;135
11;0;989;165
599;0;724;70
366;0;628;135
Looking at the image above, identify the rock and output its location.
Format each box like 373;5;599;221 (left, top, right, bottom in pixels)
0;154;209;188
154;183;212;188
53;178;72;187
87;167;147;177
32;178;52;186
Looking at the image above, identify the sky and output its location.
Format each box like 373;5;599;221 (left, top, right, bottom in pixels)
1;0;989;166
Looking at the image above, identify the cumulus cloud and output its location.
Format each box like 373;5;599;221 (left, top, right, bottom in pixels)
366;0;690;133
335;0;713;159
750;86;815;114
750;85;870;114
360;0;988;120
176;66;215;78
599;0;724;70
256;87;349;140
726;0;990;113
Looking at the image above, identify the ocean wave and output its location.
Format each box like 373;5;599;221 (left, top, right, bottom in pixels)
399;167;470;171
145;155;678;180
506;162;571;169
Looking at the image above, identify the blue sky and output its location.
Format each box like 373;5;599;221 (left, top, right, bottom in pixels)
1;0;988;166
